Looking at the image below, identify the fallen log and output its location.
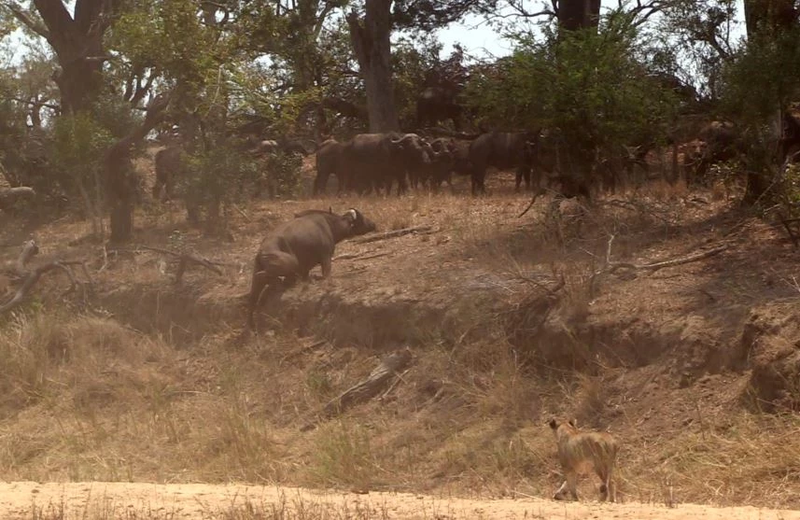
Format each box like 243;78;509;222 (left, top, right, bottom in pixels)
301;348;413;432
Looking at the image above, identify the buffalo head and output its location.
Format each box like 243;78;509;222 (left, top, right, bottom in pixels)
343;208;377;235
388;133;432;165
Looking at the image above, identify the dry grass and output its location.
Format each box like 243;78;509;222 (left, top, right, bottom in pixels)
2;168;800;512
28;493;392;520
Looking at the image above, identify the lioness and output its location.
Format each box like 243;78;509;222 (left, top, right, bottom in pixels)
549;418;618;502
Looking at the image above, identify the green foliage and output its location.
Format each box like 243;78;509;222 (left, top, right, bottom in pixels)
780;163;800;217
265;151;303;199
392;36;439;127
52;113;114;181
466;13;680;178
51;112;115;226
718;22;800;205
660;0;739;99
721;26;800;124
0;54;58;192
180;143;262;227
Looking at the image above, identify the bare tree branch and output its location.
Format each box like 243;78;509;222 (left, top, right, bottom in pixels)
0;2;50;40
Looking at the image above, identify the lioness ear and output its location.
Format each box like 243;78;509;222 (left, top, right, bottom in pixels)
568;418;577;428
548;418;558;430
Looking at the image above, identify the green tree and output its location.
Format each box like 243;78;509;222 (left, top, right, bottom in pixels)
467;11;681;192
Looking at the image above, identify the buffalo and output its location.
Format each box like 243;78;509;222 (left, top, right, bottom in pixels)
246;208;376;329
468;132;538;195
251;138;313;158
412;137;456;190
152;146;183;201
341;133;435;195
413;137;474;191
313;139;346;195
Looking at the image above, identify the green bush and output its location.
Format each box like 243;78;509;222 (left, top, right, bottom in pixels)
51;113;116;232
181;143;262;229
265;151;303;199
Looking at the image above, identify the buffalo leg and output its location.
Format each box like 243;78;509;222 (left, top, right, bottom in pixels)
321;256;332;278
396;173;408;196
515;166;532;192
471;171;486;195
313;172;329;195
247;264;270;329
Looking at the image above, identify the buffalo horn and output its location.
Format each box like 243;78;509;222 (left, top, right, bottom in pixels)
390;133;417;145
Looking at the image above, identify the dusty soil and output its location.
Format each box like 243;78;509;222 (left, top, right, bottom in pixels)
3;481;800;519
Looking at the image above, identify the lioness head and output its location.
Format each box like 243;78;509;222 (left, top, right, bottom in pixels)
548;418;577;432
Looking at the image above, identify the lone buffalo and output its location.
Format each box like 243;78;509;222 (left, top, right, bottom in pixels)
468;132;536;195
246;208;376;329
152;146;183;200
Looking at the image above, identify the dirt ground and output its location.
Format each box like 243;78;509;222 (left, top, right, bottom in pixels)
3;481;800;519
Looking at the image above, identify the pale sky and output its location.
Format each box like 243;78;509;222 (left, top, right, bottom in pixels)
437;0;748;58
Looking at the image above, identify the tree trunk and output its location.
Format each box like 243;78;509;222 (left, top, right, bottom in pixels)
744;0;797;36
557;0;601;32
347;0;400;132
54;55;103;114
31;0;108;114
741;0;798;205
106;94;171;243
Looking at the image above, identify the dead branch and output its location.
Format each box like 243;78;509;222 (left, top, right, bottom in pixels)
301;348;413;432
333;249;376;261
0;252;92;314
174;255;223;285
636;245;729;272
9;239;39;276
601;198;674;225
280;340;329;364
123;245;224;284
591;236;728;292
352;226;433;244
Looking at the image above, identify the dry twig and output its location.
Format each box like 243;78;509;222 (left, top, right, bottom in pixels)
122;244;225;284
352;226;433;244
517;191;541;218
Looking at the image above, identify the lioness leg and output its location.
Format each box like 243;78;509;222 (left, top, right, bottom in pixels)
554;472;579;501
597;465;616;502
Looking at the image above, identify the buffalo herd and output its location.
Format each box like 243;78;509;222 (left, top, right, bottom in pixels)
151;110;800;204
313;130;553;197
